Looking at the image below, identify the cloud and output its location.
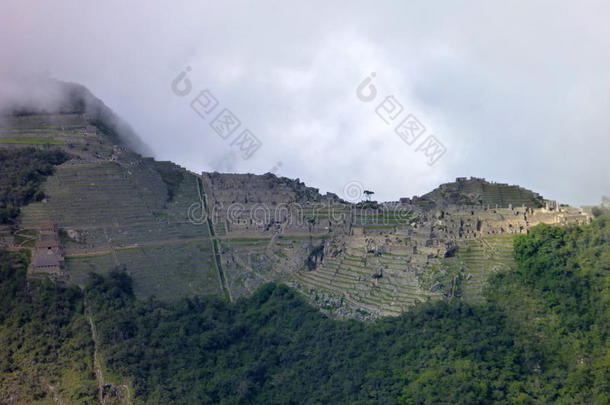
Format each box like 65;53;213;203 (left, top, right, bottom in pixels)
0;0;608;205
0;73;153;156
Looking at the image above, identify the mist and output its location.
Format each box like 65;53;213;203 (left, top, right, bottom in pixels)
0;73;153;156
1;0;609;205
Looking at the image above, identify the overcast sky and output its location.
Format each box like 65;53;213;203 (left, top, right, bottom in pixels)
1;1;609;205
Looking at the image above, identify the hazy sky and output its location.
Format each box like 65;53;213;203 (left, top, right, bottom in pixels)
1;1;609;205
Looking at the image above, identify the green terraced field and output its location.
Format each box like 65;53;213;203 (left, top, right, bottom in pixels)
294;245;440;317
67;241;221;300
294;235;517;316
0;137;67;145
114;242;220;299
21;158;222;301
445;235;516;303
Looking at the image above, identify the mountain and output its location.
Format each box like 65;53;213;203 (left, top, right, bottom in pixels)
0;81;608;404
0;77;153;157
0;80;593;319
0;208;608;404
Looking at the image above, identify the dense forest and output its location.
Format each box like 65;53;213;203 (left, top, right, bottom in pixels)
0;217;608;404
0;249;96;403
0;148;68;224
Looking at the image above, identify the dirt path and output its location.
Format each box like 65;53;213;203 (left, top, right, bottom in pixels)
64;235;215;258
85;299;133;405
86;305;106;405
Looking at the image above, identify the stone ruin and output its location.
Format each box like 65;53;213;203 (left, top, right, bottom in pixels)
285;178;591;319
30;221;66;277
4;109;594;319
184;175;592;319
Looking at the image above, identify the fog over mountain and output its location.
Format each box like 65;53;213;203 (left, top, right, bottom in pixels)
1;0;609;205
0;75;153;156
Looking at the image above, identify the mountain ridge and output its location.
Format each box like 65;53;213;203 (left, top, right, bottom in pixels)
0;82;593;319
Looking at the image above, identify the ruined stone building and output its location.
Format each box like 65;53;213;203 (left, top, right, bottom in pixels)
30;221;65;276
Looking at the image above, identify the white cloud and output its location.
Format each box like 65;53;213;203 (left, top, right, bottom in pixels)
0;0;608;205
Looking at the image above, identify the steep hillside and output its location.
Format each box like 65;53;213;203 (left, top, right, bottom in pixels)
0;80;607;404
0;249;98;404
0;78;152;156
0;82;592;319
0;215;607;403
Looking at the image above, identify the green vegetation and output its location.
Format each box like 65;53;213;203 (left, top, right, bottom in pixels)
0;249;97;403
447;235;516;302
84;217;609;404
274;250;287;259
0;217;608;403
88;273;521;404
13;229;38;248
224;237;272;243
67;241;221;300
305;243;325;270
484;220;610;404
154;163;185;202
0;148;68;224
